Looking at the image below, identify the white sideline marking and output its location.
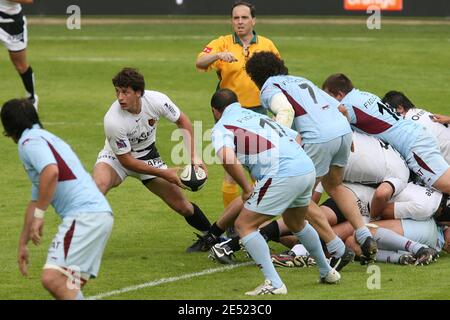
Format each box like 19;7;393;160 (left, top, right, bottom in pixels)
87;261;254;300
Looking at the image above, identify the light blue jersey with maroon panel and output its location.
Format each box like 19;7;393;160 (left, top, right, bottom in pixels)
341;89;449;185
211;103;315;181
260;75;351;144
18;125;112;219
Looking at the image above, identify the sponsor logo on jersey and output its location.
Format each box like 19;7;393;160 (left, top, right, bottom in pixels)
203;46;212;53
164;103;177;116
116;139;127;149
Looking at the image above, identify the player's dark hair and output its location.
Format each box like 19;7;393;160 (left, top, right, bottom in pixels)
245;51;288;89
382;91;415;111
1;98;43;142
231;1;256;18
211;89;239;112
322;73;354;95
112;67;145;94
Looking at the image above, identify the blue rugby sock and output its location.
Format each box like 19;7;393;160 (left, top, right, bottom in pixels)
241;231;283;288
294;223;331;277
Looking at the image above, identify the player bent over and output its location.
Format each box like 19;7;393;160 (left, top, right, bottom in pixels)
93;68;212;252
211;89;339;295
1;99;113;300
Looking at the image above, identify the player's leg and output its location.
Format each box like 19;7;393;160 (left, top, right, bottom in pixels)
93;150;127;194
41;269;83;300
235;208;287;294
145;177;211;232
282;205;339;283
321;198;355;240
93;163;122;195
350;220;436;264
222;171;239;208
42;212;113;300
9;49;30;74
322;165;377;262
7;15;37;107
194;197;245;255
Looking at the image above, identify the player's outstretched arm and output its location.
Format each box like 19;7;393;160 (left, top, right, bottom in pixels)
432;114;450;125
338;104;351;122
116;153;184;187
217;146;253;201
196;52;238;70
175;112;207;174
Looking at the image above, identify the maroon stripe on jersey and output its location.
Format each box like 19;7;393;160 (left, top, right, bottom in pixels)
353;106;392;134
45;140;77;181
273;83;307;117
64;220;76;260
413;152;435;174
257;178;272;205
21;138;32;146
224;125;275;155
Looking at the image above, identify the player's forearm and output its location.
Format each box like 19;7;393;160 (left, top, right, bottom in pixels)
176;113;198;163
432;114;450;125
118;154;166;177
217;147;252;192
196;54;219;70
338;104;350;122
36;165;59;211
370;183;394;219
19;201;36;246
380;203;395;220
223;163;251;193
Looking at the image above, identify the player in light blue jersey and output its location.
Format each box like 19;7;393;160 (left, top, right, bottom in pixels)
246;51;377;265
322;73;450;196
210;89;340;295
1;99;113;300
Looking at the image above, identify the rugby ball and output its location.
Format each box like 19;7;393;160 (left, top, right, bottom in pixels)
179;164;207;192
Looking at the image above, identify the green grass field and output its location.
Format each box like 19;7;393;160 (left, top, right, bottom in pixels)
1;16;450;300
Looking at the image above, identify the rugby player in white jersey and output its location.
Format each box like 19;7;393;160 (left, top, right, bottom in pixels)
343;131;410;219
272;131;409;267
282;182;448;266
382;90;450;164
93;68;212;252
0;0;37;109
341;182;448;265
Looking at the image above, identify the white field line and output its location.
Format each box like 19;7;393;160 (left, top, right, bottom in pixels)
86;261;254;300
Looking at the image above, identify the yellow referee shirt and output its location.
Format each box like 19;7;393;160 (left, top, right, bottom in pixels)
198;32;280;109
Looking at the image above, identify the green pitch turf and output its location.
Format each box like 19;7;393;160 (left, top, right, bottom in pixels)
0;16;449;300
